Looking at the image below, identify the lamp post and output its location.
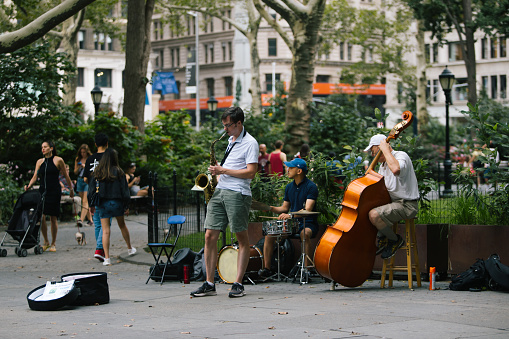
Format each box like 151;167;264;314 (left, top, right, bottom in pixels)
207;96;218;118
439;66;456;197
91;85;103;117
188;11;200;131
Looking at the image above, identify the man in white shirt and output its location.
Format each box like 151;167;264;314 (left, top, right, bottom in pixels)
190;107;259;298
364;134;419;259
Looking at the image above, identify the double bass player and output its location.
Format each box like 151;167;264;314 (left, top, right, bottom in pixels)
364;134;419;259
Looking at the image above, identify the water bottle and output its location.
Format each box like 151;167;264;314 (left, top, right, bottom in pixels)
183;265;190;284
429;267;436;290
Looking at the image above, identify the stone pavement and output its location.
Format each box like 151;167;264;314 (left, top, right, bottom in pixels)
1;214;508;339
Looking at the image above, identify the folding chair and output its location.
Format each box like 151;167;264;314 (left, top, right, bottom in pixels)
146;215;186;285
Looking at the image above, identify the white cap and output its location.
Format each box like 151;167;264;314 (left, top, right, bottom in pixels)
364;134;386;152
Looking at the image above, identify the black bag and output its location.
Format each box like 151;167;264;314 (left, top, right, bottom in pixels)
88;178;101;207
149;263;181;282
193;248;206;281
60;272;109;305
149;248;196;282
449;259;489;291
485;254;509;291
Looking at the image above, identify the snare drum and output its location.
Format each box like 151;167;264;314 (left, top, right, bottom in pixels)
262;219;296;236
217;245;263;284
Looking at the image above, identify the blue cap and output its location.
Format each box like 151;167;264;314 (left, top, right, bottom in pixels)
284;158;308;173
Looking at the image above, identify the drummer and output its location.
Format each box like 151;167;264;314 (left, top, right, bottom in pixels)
258;158;318;279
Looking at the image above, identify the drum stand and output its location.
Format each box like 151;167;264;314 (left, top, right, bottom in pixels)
291;217;314;285
264;233;289;282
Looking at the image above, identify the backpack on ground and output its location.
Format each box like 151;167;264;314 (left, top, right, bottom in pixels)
484;254;509;291
449;258;489;291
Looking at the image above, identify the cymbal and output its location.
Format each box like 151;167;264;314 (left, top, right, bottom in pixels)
251;200;271;211
259;216;279;219
291;209;320;216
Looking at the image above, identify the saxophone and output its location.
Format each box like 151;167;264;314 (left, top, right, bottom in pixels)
195;132;226;203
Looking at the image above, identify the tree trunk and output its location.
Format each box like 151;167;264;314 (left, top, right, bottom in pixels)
415;20;429;134
247;28;262;115
123;0;155;133
284;3;325;155
59;11;85;107
462;0;477;105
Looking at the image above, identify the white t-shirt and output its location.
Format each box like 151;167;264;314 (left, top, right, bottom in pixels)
378;150;419;201
216;127;259;196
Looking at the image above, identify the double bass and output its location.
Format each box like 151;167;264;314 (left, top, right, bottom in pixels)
314;111;414;287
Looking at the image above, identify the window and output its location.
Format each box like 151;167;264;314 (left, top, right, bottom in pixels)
316;75;329;83
433;80;439;102
154;22;159;40
426;80;430;101
432;43;438;63
397;82;403;104
224;76;233;96
95;69;112;88
347;43;352;60
94;33;105;50
159;50;164;68
491;75;498;98
106;36;113;51
174;81;181;99
210;17;214;32
206;78;215;97
482;76;488;93
78;30;85;49
204;44;208;64
500;37;507;58
209;43;214;63
425;44;430;64
187;18;191;35
501;75;507;99
448;42;464;61
222;42;226;61
228;42;232;60
77;68;84;87
176;47;180;66
265;73;281;92
491;38;498;58
339;42;344;60
453;77;468;101
268;38;277;56
482;38;488;59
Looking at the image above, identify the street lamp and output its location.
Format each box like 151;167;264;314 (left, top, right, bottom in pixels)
188;11;200;131
91;85;103;117
439;66;456;197
207;96;218;117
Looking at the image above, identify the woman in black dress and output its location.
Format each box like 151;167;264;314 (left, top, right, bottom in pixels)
25;141;74;252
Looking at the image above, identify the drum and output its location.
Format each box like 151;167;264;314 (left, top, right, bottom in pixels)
262;219;297;236
217;245;263;284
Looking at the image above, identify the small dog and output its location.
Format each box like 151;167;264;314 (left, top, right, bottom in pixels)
75;231;86;245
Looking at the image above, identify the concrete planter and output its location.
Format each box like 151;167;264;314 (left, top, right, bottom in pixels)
373;223;509;276
448;224;509;274
373;223;449;277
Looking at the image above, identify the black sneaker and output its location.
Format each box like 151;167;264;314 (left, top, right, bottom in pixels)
376;236;388;255
190;282;217;297
258;268;273;279
381;234;404;259
228;282;245;298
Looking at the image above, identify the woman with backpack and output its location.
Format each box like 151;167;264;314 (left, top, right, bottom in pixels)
89;148;136;266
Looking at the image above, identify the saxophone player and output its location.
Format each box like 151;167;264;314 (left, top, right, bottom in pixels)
191;107;259;298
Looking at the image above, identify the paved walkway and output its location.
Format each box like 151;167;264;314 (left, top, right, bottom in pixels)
1;214;508;338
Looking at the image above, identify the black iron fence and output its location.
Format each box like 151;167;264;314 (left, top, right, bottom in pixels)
146;171;208;252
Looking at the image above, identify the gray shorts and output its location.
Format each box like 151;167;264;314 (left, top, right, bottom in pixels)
204;189;252;233
375;199;418;227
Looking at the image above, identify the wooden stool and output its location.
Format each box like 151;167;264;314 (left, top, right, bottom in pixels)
380;219;421;289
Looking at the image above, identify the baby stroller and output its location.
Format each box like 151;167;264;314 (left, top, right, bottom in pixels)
0;190;44;257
